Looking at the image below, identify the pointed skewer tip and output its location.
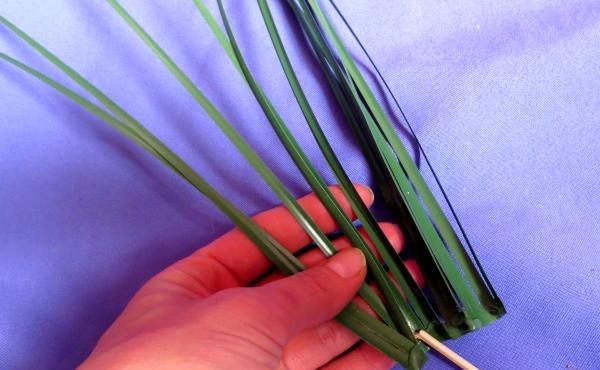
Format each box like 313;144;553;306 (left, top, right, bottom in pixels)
415;330;480;370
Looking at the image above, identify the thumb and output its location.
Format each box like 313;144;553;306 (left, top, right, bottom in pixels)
248;248;366;346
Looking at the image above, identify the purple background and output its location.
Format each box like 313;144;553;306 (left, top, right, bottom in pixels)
1;1;599;369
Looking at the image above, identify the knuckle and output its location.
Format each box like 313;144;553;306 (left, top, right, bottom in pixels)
294;270;333;297
315;321;344;347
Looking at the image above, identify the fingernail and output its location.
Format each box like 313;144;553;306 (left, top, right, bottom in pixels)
366;186;375;204
356;183;375;204
326;249;366;278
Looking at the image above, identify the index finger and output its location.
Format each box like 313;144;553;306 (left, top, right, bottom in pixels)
170;184;374;293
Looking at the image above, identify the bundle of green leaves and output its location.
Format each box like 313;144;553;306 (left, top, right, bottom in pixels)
0;1;505;369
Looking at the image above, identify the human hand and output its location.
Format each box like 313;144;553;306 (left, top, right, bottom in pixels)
78;185;424;370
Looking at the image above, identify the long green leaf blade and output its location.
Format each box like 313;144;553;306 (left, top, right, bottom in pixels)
282;0;503;334
105;0;406;332
105;0;339;259
214;0;422;336
256;0;443;335
328;0;504;314
303;0;502;316
0;49;426;370
0;52;302;274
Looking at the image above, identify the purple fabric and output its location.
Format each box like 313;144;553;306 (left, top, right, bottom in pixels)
1;1;599;369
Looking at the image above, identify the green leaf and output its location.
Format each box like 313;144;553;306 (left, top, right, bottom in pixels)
328;0;505;316
289;0;505;333
1;0;507;365
214;0;423;337
0;51;301;275
0;25;427;370
105;0;336;258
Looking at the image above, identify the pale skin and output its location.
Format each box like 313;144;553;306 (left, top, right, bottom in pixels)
78;185;425;370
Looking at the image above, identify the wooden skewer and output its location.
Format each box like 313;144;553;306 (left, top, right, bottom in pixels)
415;330;480;370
